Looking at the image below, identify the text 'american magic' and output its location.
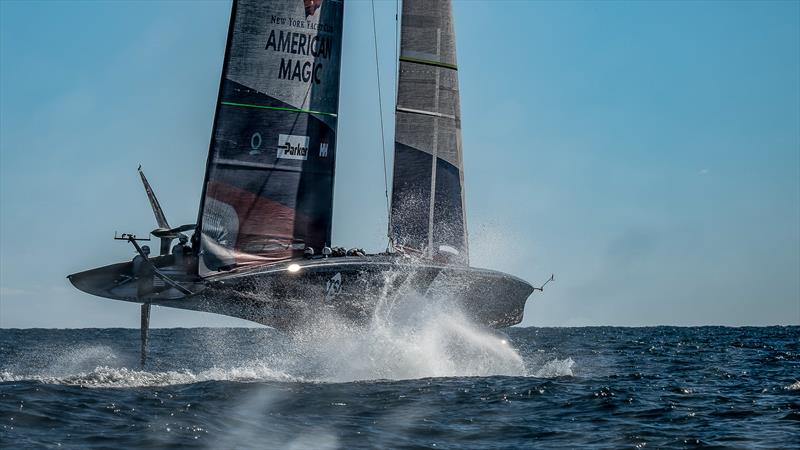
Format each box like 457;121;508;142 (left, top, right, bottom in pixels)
265;29;334;85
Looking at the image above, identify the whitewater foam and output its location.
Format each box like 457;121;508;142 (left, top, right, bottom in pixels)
0;307;575;386
282;290;530;381
533;357;575;377
1;363;301;388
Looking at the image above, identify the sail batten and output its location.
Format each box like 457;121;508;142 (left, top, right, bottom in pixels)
398;56;457;71
391;0;468;265
219;101;338;117
197;0;344;277
395;106;455;120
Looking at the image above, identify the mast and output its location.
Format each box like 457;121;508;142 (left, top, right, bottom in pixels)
390;0;468;264
196;0;345;276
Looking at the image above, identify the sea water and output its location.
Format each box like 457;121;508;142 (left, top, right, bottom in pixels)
1;320;798;448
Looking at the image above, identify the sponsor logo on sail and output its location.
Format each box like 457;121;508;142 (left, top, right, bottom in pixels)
249;132;262;155
277;134;310;160
304;0;322;17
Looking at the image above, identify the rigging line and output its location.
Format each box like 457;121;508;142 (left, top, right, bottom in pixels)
371;0;391;239
395;0;400;97
389;0;400;246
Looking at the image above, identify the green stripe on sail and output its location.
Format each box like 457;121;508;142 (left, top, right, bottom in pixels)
220;101;337;117
399;56;457;70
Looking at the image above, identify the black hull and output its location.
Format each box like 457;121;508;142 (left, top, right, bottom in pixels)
68;256;534;329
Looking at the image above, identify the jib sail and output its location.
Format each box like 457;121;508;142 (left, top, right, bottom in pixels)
197;0;344;276
390;0;468;264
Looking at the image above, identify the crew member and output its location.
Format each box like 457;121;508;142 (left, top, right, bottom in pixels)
132;245;154;298
172;235;190;266
190;232;200;256
187;232;200;275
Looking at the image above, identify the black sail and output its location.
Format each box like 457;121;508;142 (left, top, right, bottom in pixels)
197;0;344;276
390;0;468;264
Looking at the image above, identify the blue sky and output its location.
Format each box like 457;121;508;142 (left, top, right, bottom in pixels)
1;0;798;327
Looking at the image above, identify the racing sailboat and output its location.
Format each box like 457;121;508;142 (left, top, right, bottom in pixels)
68;0;550;365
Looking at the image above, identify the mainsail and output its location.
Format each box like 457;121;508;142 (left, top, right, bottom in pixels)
197;0;344;276
390;0;468;264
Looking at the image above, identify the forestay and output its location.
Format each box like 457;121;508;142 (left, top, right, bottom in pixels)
197;0;344;277
390;0;469;265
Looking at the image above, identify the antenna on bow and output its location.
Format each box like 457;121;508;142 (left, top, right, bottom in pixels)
533;274;555;292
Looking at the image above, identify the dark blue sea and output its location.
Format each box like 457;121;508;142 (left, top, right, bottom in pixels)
1;324;798;449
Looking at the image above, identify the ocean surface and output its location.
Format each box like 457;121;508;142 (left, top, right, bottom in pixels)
1;322;798;449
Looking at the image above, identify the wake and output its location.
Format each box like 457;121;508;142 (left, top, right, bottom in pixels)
1;292;574;387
